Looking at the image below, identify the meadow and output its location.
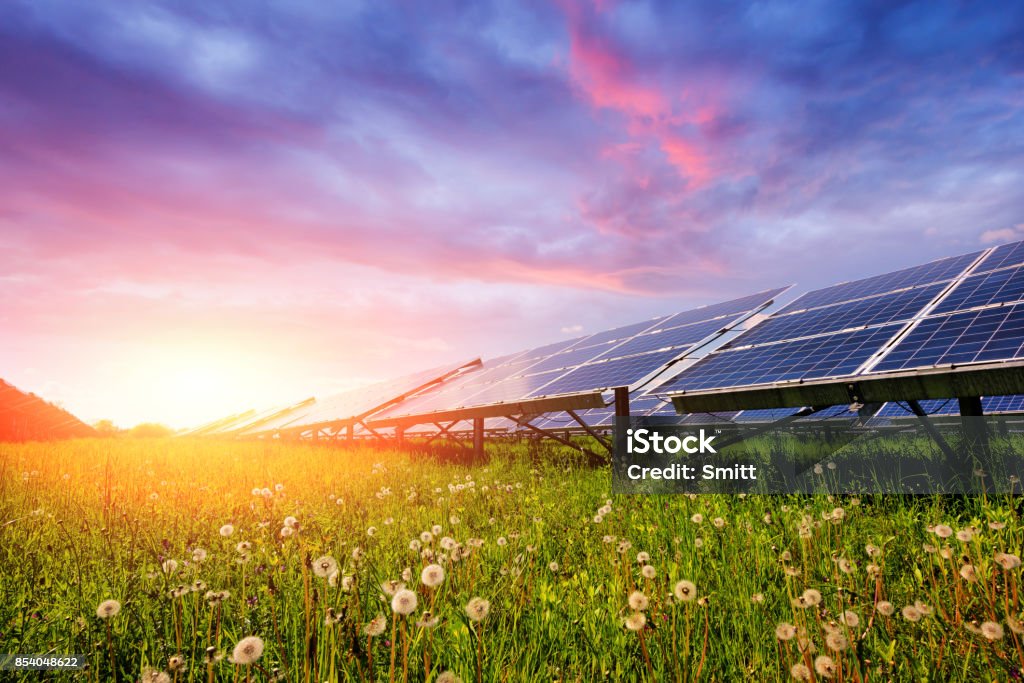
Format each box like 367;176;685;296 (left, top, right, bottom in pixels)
0;437;1022;681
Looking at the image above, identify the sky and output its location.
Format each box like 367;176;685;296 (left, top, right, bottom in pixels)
2;0;1024;428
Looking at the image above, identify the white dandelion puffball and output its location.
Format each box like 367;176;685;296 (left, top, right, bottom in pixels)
219;524;234;537
980;621;1005;640
391;588;418;616
624;612;646;632
465;597;490;622
628;591;649;611
875;601;894;616
549;561;559;572
231;636;264;665
436;672;463;683
96;599;121;619
313;556;338;579
364;614;387;636
421;564;445;588
674;580;697;602
641;565;657;580
191;548;208;563
283;516;298;529
775;623;796;641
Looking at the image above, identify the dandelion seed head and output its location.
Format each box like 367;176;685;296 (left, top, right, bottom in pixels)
465;597;490;622
775;622;797;641
875;601;894;616
933;524;953;538
790;663;811;681
902;605;922;622
814;655;836;678
981;621;1005;640
995;552;1022;570
624;612;646;631
230;636;264;665
219;524;234;537
391;588;418;616
628;591;649;611
96;599;121;619
364;614;387;636
641;565;657;580
313;556;338;579
674;580;697;602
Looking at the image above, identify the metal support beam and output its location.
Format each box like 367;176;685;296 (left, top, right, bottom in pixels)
958;396;990;457
565;409;612;453
614;387;630;418
506;415;608;466
906;399;958;461
473;417;484;459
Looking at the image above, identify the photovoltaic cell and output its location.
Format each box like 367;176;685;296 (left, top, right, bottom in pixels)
528;348;682;397
598;317;731;358
975;240;1024;275
931;266;1024;314
524;343;616;374
785;252;980;311
662;324;902;392
874;399;958;417
739;283;945;347
658;287;790;328
734;408;800;422
516;338;586;361
575;317;669;348
871;304;1024;372
984;395;1024;413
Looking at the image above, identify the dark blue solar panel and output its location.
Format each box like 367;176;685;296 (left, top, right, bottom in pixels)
976;241;1024;274
874;399;958;417
984;395;1024;413
659;287;788;328
523;344;613;374
735;408;801;422
530;348;682;397
453;369;567;407
662;324;902;392
786;252;980;311
872;304;1024;372
680;411;740;424
931;266;1024;314
516;338;587;361
599;317;730;358
739;284;944;347
575;317;669;348
799;404;858;420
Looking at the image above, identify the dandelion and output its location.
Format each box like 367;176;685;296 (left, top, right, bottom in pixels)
409;539;421;552
980;621;1005;640
235;541;251;554
96;599;121;619
751;593;764;604
139;668;171;683
876;601;894;616
417;611;440;629
167;655;186;672
790;663;811;681
381;580;404;596
496;537;507;547
776;623;797;641
837;558;855;574
364;614;387;636
801;589;822;607
933;524;953;538
283;516;298;529
280;527;293;538
814;655;836;678
230;636;264;665
995;552;1022;570
628;591;649;611
401;566;413;582
436;672;463;683
162;559;178;574
549;561;559;572
956;528;974;542
636;551;650;563
691;513;703;524
313;556;338;579
959;564;979;582
391;588;418;615
366;526;377;537
625;612;646;631
219;524;234;537
712;517;726;528
421;564;445;588
990;521;1007;530
825;632;848;652
674;580;697;602
641;565;657;580
1007;616;1024;634
840;610;859;628
902;605;922;622
192;548;208;563
466;597;490;622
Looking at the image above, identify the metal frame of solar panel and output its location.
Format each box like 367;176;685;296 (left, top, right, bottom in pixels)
367;288;786;432
662;240;1024;417
238;359;482;439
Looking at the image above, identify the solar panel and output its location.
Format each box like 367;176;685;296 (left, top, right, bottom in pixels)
525;348;683;397
661;324;902;392
975;240;1024;275
785;252;980;311
372;288;784;421
874;399;958;417
931;265;1024;314
871;304;1024;372
734;408;801;422
739;284;946;347
983;395;1024;413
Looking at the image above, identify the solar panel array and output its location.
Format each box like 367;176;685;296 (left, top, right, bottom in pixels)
657;246;1004;394
371;288;787;422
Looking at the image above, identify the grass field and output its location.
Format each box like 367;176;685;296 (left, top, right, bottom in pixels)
1;437;1022;681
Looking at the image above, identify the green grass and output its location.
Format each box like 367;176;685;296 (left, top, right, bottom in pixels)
0;437;1022;681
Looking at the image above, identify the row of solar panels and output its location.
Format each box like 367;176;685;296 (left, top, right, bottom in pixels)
191;239;1024;438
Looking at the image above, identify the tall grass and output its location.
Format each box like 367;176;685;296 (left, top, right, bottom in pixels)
0;437;1021;681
